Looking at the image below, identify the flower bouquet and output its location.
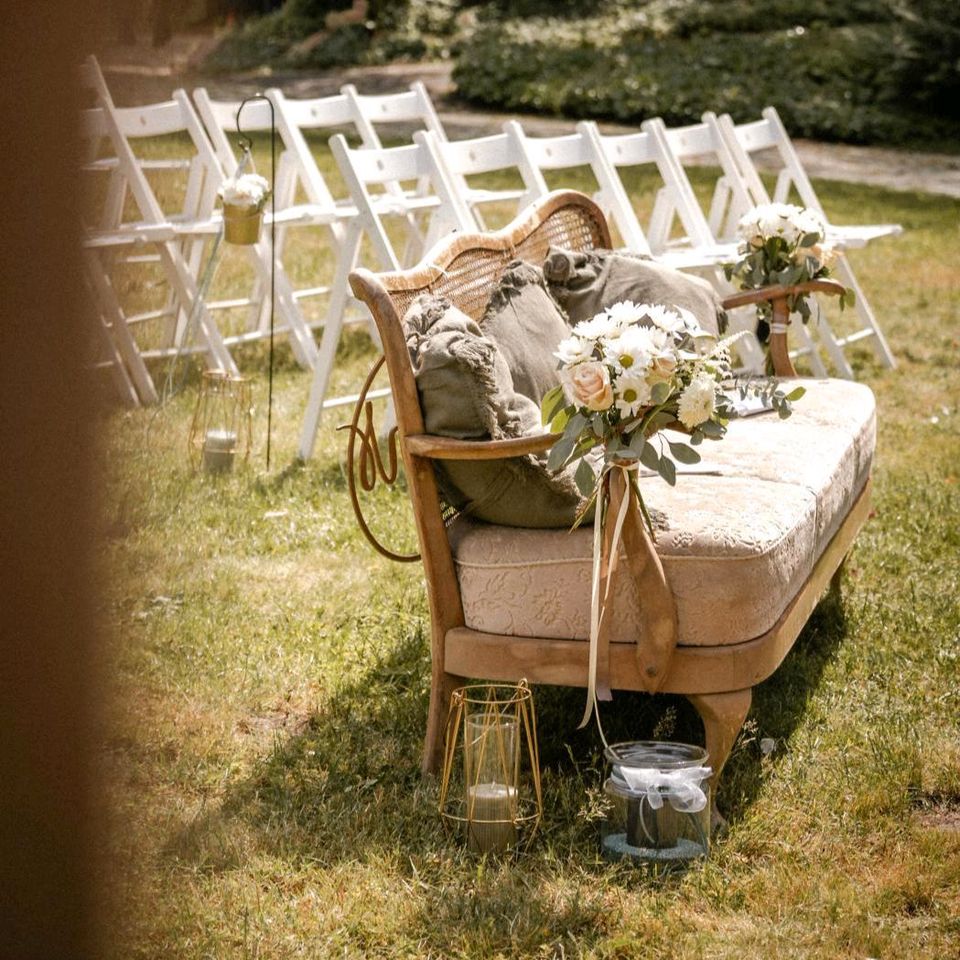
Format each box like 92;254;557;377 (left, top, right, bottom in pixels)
540;300;803;721
218;172;271;245
724;202;855;346
541;301;801;519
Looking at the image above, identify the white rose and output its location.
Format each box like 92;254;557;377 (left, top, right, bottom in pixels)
570;361;613;411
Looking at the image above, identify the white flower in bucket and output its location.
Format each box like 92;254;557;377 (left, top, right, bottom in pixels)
218;172;271;245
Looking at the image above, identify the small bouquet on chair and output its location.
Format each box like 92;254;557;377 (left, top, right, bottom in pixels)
724;202;855;348
540;301;803;726
218;172;271;246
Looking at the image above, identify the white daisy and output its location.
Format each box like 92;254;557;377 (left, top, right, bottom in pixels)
641;303;685;334
604;299;648;329
571;311;622;341
554;334;594;367
606;324;669;373
614;374;652;417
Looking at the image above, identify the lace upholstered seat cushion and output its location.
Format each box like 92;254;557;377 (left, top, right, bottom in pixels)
447;379;876;648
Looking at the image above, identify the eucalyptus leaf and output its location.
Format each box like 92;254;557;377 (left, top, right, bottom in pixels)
667;439;701;464
574;457;596;497
785;386;806;402
567;412;587;436
800;231;819;247
658;455;677;486
547;435;575;472
650;381;671;405
550;406;570;434
639;442;660;473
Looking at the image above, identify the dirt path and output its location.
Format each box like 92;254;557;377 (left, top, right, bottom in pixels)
101;44;960;199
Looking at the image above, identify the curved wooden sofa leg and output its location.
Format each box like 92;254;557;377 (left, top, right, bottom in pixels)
421;669;463;776
688;687;752;834
830;555;847;598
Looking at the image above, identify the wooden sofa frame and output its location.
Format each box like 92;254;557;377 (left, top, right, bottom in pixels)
346;190;869;819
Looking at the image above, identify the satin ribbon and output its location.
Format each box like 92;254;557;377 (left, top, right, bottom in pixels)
616;765;713;813
579;463;637;735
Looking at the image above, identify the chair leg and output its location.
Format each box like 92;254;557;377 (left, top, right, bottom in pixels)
687;687;752;832
421;669;463;777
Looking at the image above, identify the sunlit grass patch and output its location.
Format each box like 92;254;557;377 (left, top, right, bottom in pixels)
98;142;960;958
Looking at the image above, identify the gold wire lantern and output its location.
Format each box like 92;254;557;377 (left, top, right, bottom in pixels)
438;681;543;855
188;370;253;473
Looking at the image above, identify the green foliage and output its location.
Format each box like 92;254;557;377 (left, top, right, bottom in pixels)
453;2;960;147
203;6;314;71
892;0;960;118
204;0;457;72
665;0;897;37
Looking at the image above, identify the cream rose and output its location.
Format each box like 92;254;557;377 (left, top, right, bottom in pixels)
570;361;613;411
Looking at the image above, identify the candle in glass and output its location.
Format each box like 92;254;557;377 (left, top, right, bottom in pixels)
202;428;237;473
464;713;518;854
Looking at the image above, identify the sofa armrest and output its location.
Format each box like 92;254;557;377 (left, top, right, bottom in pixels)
404;432;557;460
721;280;847;377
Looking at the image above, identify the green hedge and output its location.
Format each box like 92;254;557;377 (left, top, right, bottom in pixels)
452;11;960;146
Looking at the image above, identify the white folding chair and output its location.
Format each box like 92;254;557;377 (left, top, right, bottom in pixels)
81;60;239;395
343;82;527;227
80;104;164;404
298;131;467;459
642;116;842;377
712;107;899;369
512;121;765;371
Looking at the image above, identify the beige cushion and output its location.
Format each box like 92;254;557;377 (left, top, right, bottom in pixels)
480;260;571;404
448;378;875;648
542;246;726;337
403;294;589;528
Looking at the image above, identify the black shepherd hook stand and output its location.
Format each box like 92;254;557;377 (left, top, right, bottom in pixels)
235;94;277;470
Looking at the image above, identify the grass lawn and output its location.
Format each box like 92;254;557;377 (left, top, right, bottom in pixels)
98;137;960;958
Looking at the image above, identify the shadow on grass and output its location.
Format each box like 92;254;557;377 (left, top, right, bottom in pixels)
162;583;847;949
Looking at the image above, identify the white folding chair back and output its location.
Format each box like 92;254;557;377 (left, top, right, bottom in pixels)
569;122;738;270
504;121;657;250
298;131;463;459
343;82;525;226
715;107;898;369
428;128;549;228
638;116;823;374
342;81;446;144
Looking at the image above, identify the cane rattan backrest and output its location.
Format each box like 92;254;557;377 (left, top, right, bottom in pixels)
363;190;610;327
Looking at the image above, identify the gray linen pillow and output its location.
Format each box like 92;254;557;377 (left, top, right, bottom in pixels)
480;260;572;404
404;294;590;528
543;246;727;336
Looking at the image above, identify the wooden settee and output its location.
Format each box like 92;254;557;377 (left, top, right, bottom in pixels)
344;191;875;822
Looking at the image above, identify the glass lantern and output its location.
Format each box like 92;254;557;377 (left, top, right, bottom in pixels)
601;741;712;865
188;370;252;473
439;681;542;855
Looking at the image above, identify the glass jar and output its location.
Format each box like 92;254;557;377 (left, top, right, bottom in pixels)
601;741;711;864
